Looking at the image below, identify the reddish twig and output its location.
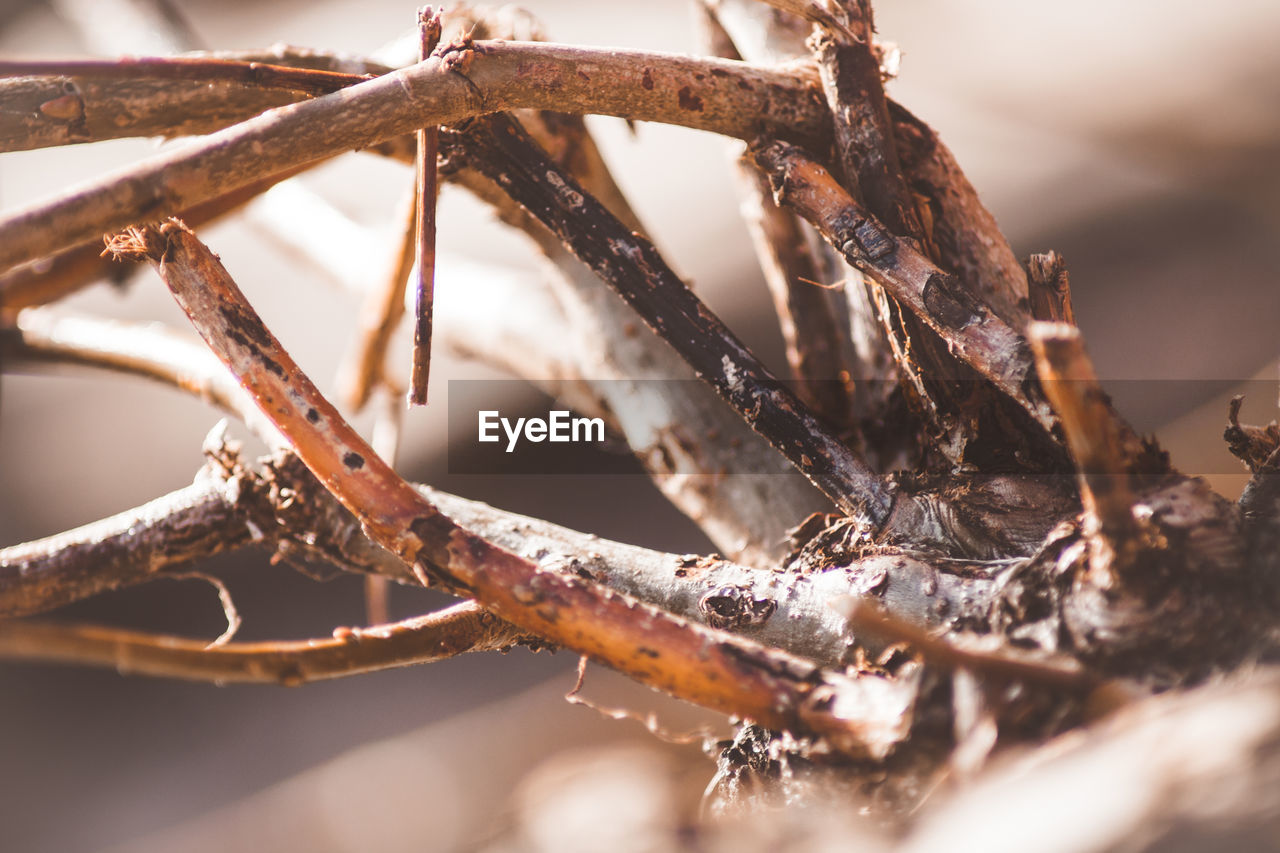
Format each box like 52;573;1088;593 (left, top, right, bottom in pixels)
409;7;443;406
0;601;525;684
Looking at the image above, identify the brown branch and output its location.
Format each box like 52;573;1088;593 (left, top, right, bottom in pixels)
0;468;252;618
408;8;444;406
1027;323;1146;585
338;188;417;410
444;163;830;567
0;57;369;95
0;601;526;684
449;115;894;528
752;140;1053;430
0;162;314;313
0;48;390;154
0;41;830;273
107;217;918;756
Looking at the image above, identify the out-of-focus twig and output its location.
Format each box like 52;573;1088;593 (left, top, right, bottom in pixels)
0;601;525;684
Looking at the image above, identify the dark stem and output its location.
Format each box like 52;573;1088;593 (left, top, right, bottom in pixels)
449;113;895;529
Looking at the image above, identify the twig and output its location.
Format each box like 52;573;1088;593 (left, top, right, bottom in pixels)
445;162;830;567
5;308;285;446
409;7;443;406
450;115;894;528
105;218;920;755
1027;322;1145;586
0;470;251;618
0;601;525;684
339;187;417;409
835;597;1092;690
0;41;831;272
752;140;1053;429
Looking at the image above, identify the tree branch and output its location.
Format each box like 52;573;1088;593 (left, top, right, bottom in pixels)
443;119;831;566
448;114;894;528
0;41;830;272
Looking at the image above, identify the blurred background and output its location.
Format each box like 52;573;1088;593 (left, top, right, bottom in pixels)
1;0;1278;850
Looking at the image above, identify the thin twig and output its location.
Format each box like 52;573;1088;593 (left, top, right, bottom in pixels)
0;57;369;94
409;7;443;406
5;308;285;446
1027;322;1145;586
0;41;830;272
339;187;417;410
835;597;1092;691
0;601;524;684
450;115;894;528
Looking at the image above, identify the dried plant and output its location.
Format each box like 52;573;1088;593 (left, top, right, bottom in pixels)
2;1;1278;848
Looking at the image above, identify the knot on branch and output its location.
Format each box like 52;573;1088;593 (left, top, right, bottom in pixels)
101;217;191;264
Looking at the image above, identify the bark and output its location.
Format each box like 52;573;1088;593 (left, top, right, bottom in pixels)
448;115;894;528
0;41;832;273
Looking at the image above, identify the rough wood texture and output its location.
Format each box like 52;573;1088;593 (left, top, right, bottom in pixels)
0;41;832;273
450;114;895;528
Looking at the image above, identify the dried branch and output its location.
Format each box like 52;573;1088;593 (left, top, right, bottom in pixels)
450;114;894;528
0;41;830;272
106;218;919;755
0;601;526;684
408;7;444;406
0;163;313;313
338;187;417;410
752;140;1053;430
1027;322;1145;584
0;57;368;95
0;468;251;618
